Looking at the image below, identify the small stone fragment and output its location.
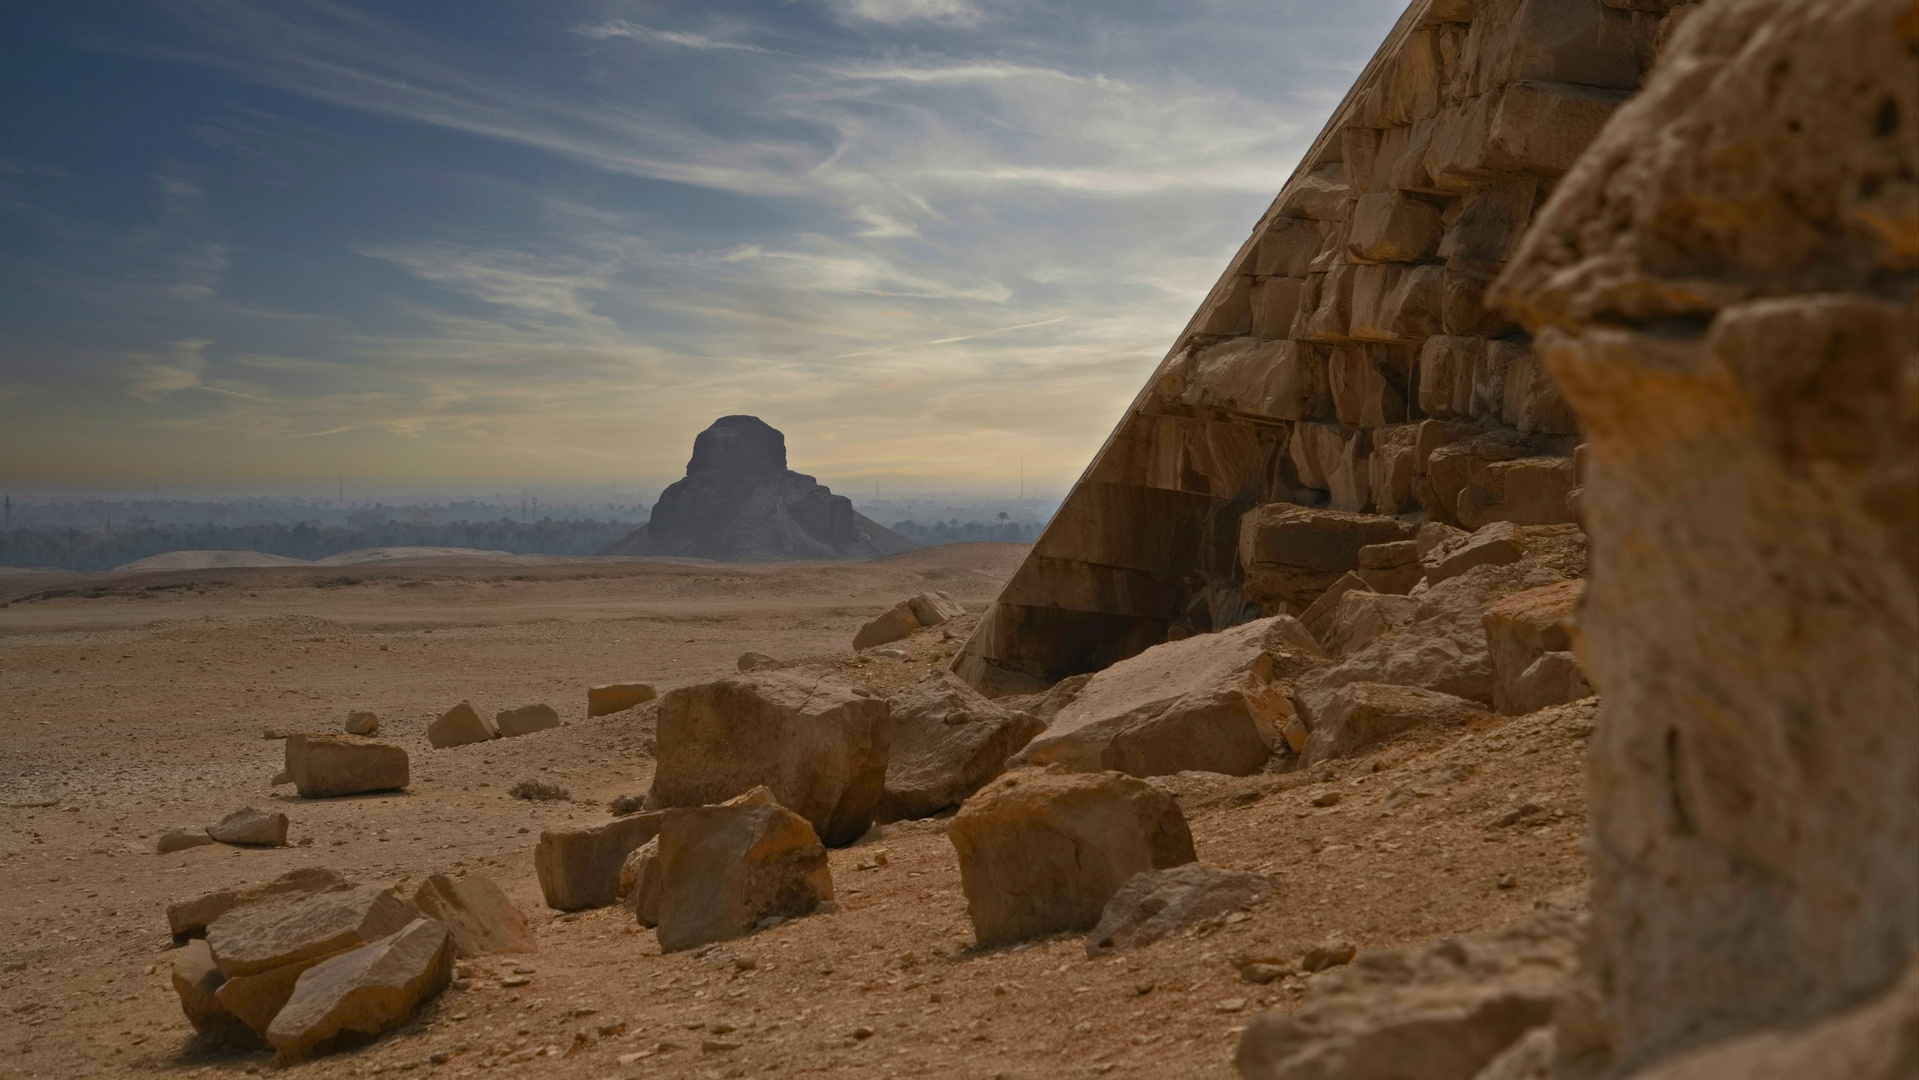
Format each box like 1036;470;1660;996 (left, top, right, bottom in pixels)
343;711;379;736
1300;939;1358;973
1085;864;1275;956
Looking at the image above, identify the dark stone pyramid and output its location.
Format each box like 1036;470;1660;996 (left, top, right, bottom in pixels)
600;416;917;561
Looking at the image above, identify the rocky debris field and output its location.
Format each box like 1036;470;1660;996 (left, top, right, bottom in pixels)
0;536;1595;1079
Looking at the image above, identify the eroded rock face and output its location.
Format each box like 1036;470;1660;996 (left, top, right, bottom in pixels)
1012;617;1319;777
649;670;892;846
654;800;834;953
279;734;408;798
1236;914;1579;1080
1491;0;1919;1066
948;766;1196;948
876;672;1045;823
600;416;915;561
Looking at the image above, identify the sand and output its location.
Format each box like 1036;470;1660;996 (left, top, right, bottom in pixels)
0;541;1589;1078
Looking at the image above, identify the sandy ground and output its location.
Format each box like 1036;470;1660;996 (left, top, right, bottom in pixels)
0;542;1590;1080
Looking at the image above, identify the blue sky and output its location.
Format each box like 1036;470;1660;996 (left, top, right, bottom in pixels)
0;0;1402;495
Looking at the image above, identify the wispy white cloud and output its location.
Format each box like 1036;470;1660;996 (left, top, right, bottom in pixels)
571;19;774;53
125;338;213;401
831;0;982;26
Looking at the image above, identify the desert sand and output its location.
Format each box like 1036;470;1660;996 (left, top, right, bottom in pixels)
0;542;1587;1079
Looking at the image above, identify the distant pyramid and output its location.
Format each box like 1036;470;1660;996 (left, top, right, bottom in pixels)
600;416;916;561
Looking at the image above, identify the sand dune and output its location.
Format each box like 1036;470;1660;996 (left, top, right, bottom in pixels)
111;549;312;571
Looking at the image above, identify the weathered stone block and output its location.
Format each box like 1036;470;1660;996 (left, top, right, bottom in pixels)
427;701;495;749
533;812;662;911
494;703;560;738
1438;179;1538;264
1239;504;1416;610
1330;343;1412;428
1251;276;1307;339
205;883;418;979
1350;263;1444;343
587;682;656;717
878;672;1045;822
654;800;833;953
280;734;408;799
1275;164;1351;221
1253;216;1322;278
410;873;535;957
1300;682;1489;766
1348;191;1445;264
1418;335;1480;418
948;767;1196;947
265;918;453;1062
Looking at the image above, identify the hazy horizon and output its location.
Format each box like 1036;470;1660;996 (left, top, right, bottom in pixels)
2;0;1403;492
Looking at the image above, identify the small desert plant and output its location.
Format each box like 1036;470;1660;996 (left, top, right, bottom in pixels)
607;792;647;816
509;778;569;801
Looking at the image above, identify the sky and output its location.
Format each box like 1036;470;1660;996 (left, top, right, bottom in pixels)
0;0;1403;497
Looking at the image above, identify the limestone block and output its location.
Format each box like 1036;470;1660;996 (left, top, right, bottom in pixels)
1369;424;1420;516
1348;191;1445;264
1253;217;1322;278
1358;28;1443;128
205;883;418;979
1473;338;1530;420
1498;343;1579;435
948;767;1196;948
1012;617;1311;778
1298;571;1375;644
618;837;662;927
343;711;378;736
1464;0;1656;95
1323;591;1420;659
1442;264;1520;336
1194;273;1254;335
877;672;1045;822
1425;429;1539;524
1456;456;1578;529
280;734;408;799
1419;335;1481;418
1325;432;1376;515
1439;179;1538;264
905;591;965;626
409;873;535;957
494;703;560;738
1350;263;1444;343
1481;579;1584;716
1425;521;1529;586
853;602;920;650
427;701;496;749
1357;539;1423;594
1236;913;1577;1080
207;807;289;847
168;868;350;943
587;682;657;717
216;957;321;1036
1238;504;1415;610
172;938;263;1048
1251;277;1308;339
1275;164;1351;221
654;800;834;953
265;918;453;1062
649;670;893;846
1085;864;1275;957
1341;127;1380;195
1297;264;1356;343
1288;421;1340;492
1387;119;1444;194
1330;343;1412;428
533;812;662;911
1300;682;1489;765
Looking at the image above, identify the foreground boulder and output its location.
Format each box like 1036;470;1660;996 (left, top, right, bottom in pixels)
587;682;656;717
1238;505;1415;611
206;884;419;979
427;701;496;748
948;767;1196;947
1236;914;1578;1080
533;812;662;911
494;703;560;738
1013;617;1319;777
266;918;453;1062
1086;864;1275;957
876;672;1045;822
654;794;834;952
1490;0;1919;1062
168;867;350;942
649;670;892;846
278;734;409;798
207;807;289;847
410;873;535;957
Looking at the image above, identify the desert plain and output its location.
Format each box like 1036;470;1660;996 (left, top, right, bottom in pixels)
0;544;1589;1079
